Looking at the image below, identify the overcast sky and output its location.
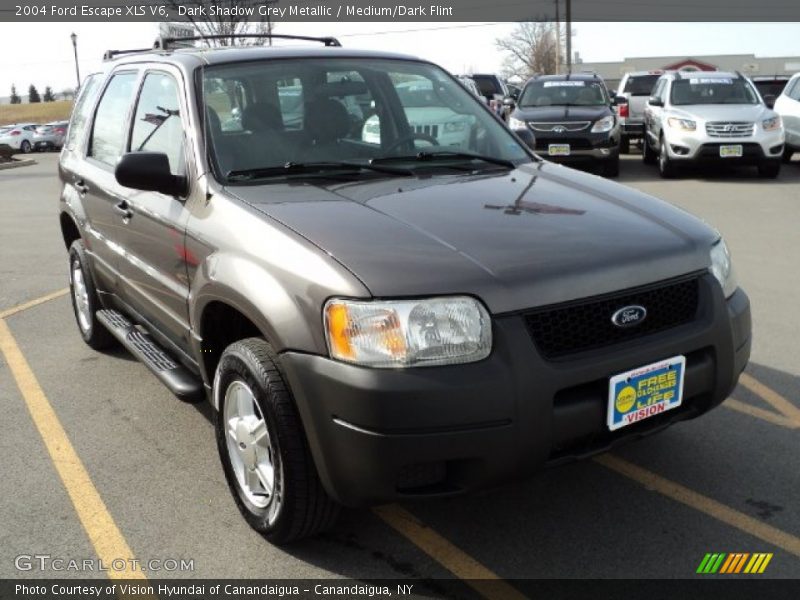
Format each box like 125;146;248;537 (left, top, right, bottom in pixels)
0;21;797;97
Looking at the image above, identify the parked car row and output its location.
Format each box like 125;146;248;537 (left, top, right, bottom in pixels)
501;68;796;179
0;121;69;153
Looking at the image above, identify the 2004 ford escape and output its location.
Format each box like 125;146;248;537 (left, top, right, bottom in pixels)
59;35;751;543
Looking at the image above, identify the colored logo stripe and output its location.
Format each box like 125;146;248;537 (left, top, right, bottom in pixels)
697;553;773;574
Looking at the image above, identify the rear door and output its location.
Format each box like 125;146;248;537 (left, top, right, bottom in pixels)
115;67;194;354
76;70;140;293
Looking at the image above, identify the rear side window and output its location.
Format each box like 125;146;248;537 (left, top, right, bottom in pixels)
471;76;500;97
130;72;185;176
65;75;101;152
89;72;138;166
623;75;660;96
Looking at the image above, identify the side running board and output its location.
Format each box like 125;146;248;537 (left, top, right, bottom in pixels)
96;309;203;402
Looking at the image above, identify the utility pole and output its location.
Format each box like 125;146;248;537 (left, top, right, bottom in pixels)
554;0;560;74
565;0;572;73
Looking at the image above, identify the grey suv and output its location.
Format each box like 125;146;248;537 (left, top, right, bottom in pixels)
59;35;751;543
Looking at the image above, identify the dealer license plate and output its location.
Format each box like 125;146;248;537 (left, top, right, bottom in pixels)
548;144;570;156
607;355;685;431
719;145;743;158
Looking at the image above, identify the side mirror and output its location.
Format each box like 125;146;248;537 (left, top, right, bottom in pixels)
503;95;516;107
763;94;776;109
116;152;187;197
648;96;664;107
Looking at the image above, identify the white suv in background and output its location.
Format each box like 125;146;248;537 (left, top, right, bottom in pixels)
773;72;800;162
642;71;785;178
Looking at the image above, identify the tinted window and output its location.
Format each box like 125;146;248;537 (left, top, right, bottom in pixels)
519;80;609;107
471;75;501;97
89;72;137;165
670;77;759;105
623;74;660;96
130;72;184;175
754;80;788;98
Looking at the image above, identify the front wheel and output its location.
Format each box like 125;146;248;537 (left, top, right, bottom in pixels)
215;338;339;544
601;156;620;178
642;132;657;164
783;147;794;163
658;138;677;178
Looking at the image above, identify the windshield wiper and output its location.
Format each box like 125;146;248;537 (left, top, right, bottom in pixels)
372;151;516;170
226;161;413;182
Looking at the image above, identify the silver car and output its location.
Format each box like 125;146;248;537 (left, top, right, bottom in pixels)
773;72;800;162
33;121;69;151
0;122;37;153
643;71;785;178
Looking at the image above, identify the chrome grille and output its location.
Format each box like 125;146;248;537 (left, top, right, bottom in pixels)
705;121;754;138
528;121;590;132
414;124;439;137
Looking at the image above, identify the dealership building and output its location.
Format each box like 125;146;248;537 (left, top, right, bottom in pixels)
577;54;800;91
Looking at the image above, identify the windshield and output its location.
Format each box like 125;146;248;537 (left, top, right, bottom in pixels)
201;58;531;183
519;80;609;107
622;75;660;96
670;77;760;105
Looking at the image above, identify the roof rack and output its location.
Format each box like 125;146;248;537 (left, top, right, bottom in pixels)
154;33;342;51
103;47;157;61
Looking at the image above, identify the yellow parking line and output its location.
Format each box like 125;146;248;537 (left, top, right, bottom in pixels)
738;373;800;427
0;288;69;320
373;505;528;600
595;454;800;558
0;318;145;580
724;398;798;429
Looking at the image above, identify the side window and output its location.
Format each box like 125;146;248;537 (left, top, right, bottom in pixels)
65;74;101;152
658;80;669;103
130;72;185;176
277;78;304;130
89;72;137;166
791;78;800;101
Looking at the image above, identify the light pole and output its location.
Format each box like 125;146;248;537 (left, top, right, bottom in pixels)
70;32;81;89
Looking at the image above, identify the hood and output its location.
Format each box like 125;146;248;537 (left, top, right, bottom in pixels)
227;162;717;313
667;104;770;122
512;104;612;123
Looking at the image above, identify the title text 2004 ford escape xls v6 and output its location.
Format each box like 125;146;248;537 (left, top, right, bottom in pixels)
59;36;751;544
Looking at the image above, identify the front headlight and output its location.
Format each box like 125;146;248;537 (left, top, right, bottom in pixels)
324;296;492;368
710;238;737;298
667;117;696;131
591;115;615;133
508;116;527;130
762;116;781;131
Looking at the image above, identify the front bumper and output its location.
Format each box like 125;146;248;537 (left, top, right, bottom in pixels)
530;130;620;163
664;127;784;164
280;274;751;506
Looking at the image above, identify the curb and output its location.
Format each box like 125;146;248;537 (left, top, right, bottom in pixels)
0;159;37;171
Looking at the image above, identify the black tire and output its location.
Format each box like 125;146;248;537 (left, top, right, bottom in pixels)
658;137;677;178
602;156;620;178
619;137;630;154
20;140;31;154
642;132;657;165
215;338;339;544
68;240;115;350
758;160;781;179
783;147;794;163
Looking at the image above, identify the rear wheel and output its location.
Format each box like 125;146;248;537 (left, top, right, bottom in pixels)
758;160;781;179
20;140;31;154
215;338;339;544
68;240;115;350
658;138;677;178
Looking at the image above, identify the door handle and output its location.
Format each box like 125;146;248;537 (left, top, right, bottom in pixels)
75;180;89;194
114;201;133;220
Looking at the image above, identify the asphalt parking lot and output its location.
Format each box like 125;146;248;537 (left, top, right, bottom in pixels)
1;153;799;591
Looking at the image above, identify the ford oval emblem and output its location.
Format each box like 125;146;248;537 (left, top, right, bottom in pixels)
611;305;647;328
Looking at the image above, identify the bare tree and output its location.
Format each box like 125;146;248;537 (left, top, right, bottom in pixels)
163;1;277;46
495;22;565;81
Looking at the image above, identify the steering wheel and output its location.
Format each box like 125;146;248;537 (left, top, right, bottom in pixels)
384;132;440;154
